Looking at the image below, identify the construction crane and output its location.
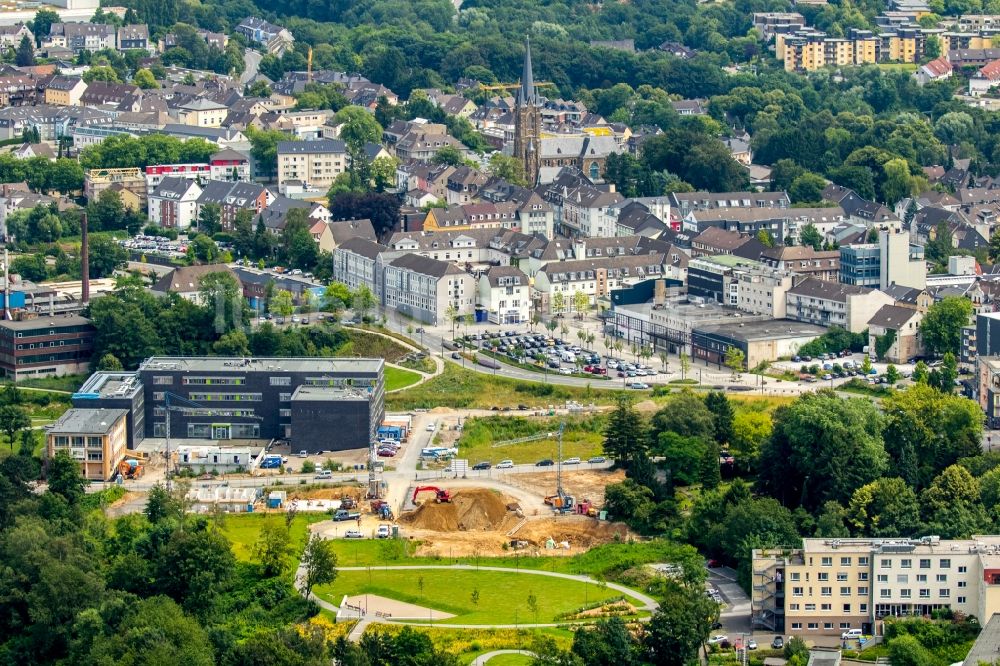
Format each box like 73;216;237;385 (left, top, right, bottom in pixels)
161;392;262;491
544;423;574;512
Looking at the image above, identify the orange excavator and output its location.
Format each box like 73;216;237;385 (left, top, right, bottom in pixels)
412;486;452;504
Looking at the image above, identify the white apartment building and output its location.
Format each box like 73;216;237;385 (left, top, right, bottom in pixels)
533;253;666;314
737;267;795;319
478;265;530;324
382;253;475;325
276;139;348;190
880;227;927;290
753;537;1000;638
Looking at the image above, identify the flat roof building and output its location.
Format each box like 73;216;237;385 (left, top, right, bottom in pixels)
753;536;1000;638
691;318;828;370
0;314;95;381
78;356;385;454
47;407;128;481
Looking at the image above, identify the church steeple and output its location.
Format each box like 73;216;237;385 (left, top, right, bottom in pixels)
519;38;536;106
514;38;542;186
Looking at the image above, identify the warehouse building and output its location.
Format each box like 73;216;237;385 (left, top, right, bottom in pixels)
691;318;828;369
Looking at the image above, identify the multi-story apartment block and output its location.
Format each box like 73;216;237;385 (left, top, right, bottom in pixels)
532;253;666;314
276;139;347;190
478;266;531;324
332;237;389;294
786;277;894;333
46;22;116;52
147;176;202;229
382;253;476;325
753;536;1000;637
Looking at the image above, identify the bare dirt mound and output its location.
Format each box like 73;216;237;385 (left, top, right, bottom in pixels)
401;488;511;531
516;515;631;548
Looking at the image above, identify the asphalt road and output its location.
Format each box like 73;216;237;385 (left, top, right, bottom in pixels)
241;49;262;85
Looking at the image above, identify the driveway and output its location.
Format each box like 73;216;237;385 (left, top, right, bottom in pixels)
710;566;751;636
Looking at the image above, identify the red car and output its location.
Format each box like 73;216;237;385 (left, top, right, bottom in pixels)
584;365;594;372
377;449;396;457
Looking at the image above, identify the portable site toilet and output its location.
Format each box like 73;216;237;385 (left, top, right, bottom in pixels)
268;491;287;509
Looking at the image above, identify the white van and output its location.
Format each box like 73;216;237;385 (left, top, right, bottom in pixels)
560;350;576;363
314;469;333;479
426;421;436;432
841;629;863;640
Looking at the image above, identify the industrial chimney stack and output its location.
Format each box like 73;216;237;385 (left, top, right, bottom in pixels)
81;213;89;306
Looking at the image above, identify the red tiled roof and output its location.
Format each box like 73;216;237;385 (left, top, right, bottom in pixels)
978;58;1000;80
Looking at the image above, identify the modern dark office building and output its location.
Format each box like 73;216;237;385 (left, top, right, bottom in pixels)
72;371;146;449
72;356;384;453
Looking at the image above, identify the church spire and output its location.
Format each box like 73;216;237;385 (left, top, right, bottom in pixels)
520;38;536;106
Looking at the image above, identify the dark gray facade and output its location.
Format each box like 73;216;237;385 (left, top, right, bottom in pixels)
76;357;384;452
290;386;373;452
72;372;146;449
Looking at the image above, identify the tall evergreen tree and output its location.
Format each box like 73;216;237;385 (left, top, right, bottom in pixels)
704;391;734;446
602;394;648;470
14;36;33;67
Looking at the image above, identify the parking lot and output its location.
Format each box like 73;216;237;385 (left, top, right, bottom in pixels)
458;330;662;389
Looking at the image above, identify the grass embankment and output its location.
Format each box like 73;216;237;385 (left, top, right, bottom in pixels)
386;364;632;410
13;374;86;392
385;366;423;391
456;414;605;464
335;329;413;363
315;568;630;625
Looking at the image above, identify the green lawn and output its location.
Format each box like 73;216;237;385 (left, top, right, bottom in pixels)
452;414;605;465
219;512;329;563
9;375;86;392
387;364;631;410
385;366;423;391
315;568;633;625
484;654;534;665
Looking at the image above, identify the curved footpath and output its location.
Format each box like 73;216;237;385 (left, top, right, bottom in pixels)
321;563;658;634
470;650;536;665
341;324;445;392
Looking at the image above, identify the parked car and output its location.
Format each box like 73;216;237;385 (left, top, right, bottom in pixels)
377;449;396;457
376;524;391;539
771;636;784;649
472;461;491;470
344;529;363;539
842;629;863;640
707;635;729;645
747;639;757;650
298;450;308;458
536;459;554;467
497;459;514;469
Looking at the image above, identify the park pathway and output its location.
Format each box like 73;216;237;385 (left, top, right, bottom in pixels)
341;324;444;392
470;650;536;665
330;563;660;630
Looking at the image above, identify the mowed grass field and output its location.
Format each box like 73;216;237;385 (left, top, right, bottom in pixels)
314;568;634;625
385;366;422;391
455;414;606;465
220;512;328;563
